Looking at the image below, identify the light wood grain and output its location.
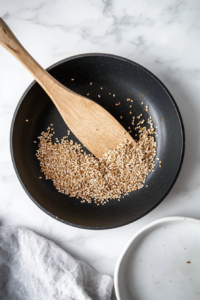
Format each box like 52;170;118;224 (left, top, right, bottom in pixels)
0;18;136;157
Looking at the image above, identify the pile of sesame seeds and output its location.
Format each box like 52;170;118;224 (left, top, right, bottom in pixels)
36;126;156;205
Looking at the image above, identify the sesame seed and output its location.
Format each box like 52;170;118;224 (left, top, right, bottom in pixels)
36;126;156;204
71;78;74;81
90;82;92;85
98;95;101;98
26;119;28;122
120;116;123;119
113;94;115;97
87;93;89;96
100;87;103;90
130;111;132;114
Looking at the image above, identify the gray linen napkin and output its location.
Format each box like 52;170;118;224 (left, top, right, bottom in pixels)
0;226;116;300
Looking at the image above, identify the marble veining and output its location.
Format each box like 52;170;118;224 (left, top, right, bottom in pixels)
0;0;200;277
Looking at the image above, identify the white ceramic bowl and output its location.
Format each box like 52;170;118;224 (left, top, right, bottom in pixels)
114;216;200;300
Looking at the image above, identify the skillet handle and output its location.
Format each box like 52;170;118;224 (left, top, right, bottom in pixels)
0;18;59;96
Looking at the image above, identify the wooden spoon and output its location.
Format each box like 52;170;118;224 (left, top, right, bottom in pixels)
0;18;136;157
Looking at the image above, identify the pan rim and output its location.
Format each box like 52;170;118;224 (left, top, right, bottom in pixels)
10;53;185;230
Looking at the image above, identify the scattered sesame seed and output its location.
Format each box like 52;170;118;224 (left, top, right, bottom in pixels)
120;116;123;119
113;94;115;97
131;100;133;102
90;82;92;85
71;78;74;81
130;105;132;108
130;111;132;114
100;87;103;90
141;102;144;105
26;119;28;122
87;93;89;96
34;141;36;143
109;93;111;95
98;95;101;98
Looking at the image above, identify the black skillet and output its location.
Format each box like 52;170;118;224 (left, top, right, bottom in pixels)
10;53;185;229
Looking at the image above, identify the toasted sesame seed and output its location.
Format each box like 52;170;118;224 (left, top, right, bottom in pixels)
130;111;132;114
120;116;123;119
130;105;132;108
26;119;29;122
71;78;74;81
100;87;103;90
87;93;89;96
90;82;92;85
109;93;111;95
36;126;156;204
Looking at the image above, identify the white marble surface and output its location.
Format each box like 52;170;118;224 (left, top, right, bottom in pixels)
0;0;200;277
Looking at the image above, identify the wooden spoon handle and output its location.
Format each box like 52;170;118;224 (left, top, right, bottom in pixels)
0;18;68;100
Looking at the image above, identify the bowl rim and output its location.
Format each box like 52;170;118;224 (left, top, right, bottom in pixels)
10;53;185;230
114;216;200;300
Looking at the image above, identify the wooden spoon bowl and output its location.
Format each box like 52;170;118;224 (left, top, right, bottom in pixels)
10;54;184;229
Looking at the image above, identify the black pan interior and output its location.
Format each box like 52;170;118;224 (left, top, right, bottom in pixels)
11;54;184;229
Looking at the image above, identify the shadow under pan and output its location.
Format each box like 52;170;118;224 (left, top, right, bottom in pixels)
10;53;185;229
